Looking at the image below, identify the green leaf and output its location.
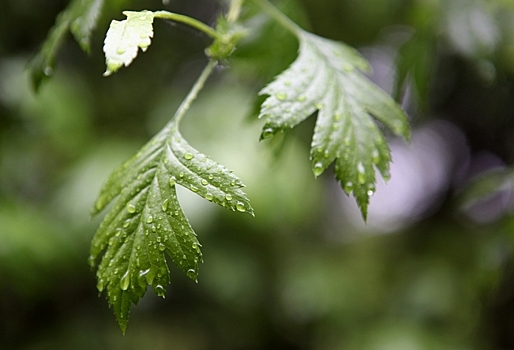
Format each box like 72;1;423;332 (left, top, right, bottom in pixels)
27;0;105;91
258;30;410;219
457;168;514;211
90;118;253;333
103;11;155;76
394;31;435;110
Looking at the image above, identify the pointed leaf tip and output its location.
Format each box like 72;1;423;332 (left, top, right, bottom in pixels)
90;117;252;330
259;29;409;219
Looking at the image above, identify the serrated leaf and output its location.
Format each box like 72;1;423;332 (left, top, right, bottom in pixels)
27;0;105;91
103;11;155;76
258;30;410;219
90;118;253;332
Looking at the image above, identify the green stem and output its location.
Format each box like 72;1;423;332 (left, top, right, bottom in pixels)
173;59;217;126
227;0;244;23
249;0;300;35
154;11;221;40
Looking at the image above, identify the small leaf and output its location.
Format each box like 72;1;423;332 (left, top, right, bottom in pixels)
70;0;105;53
90;118;252;332
103;11;155;76
27;0;105;91
258;30;410;219
394;31;435;110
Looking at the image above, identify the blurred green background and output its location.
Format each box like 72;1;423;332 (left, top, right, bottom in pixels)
2;0;514;348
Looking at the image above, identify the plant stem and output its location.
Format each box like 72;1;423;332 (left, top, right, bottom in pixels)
249;0;300;35
154;11;221;40
173;59;217;126
227;0;244;23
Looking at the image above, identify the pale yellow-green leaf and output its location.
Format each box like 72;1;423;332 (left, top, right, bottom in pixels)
103;10;155;76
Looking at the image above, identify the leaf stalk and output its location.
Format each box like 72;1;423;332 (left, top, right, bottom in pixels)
249;0;301;35
154;11;222;40
173;59;217;126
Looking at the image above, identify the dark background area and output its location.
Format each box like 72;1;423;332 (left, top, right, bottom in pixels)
2;0;514;348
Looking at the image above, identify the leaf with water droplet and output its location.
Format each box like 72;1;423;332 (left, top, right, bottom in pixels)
258;29;410;219
90;114;253;332
103;10;155;76
28;0;106;91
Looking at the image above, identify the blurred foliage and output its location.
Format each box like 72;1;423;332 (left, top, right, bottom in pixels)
2;0;514;348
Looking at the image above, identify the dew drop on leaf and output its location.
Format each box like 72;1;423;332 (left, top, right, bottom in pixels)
161;199;169;212
313;162;324;177
262;127;274;139
236;202;246;212
225;194;233;201
186;269;196;279
120;270;130;290
275;92;287;101
205;193;213;201
169;177;175;187
116;48;126;55
201;179;208;186
146;215;154;223
126;203;136;213
184;152;194;160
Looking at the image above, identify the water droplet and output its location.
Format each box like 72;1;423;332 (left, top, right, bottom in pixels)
120;270;130;290
201;179;208;186
262;127;275;139
225;194;232;201
161;199;169;212
184;152;193;160
297;95;307;102
139;268;150;278
372;149;380;162
116;48;126;55
357;162;366;184
324;150;329;158
205;193;213;201
146;215;154;223
126;203;136;213
190;185;198;192
179;172;184;178
367;190;374;196
123;220;130;228
313;162;324;177
151;225;157;232
315;103;323;109
97;279;105;291
169;178;175;187
236;202;246;212
44;66;53;76
334;114;342;121
208;175;214;180
343;63;353;72
158;243;165;251
275;92;287;101
155;284;165;297
140;33;148;39
344;181;353;193
182;254;187;260
284;81;292;86
186;269;196;280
